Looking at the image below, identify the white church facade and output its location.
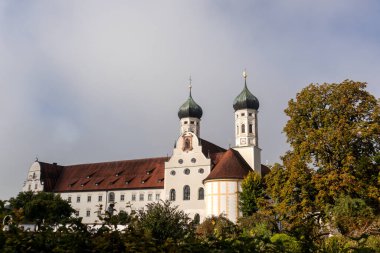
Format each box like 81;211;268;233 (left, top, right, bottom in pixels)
22;72;269;224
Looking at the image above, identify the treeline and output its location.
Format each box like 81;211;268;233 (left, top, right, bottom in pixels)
1;80;379;252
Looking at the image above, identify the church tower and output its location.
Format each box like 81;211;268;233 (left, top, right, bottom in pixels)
177;78;203;137
232;71;262;174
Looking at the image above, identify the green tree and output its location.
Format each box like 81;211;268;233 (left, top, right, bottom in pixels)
283;80;380;208
240;171;266;216
8;191;74;225
327;195;378;238
135;200;192;244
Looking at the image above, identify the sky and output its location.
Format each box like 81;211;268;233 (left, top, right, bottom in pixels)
1;0;379;200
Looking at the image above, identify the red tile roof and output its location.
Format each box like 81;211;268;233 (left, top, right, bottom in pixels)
203;149;253;182
51;157;167;192
39;162;63;192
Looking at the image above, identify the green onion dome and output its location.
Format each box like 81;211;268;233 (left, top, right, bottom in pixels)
233;72;259;111
178;92;203;119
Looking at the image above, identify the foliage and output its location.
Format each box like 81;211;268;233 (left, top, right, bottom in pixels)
8;191;75;225
134;200;192;244
240;171;266;216
196;215;238;240
270;233;302;253
284;80;380;208
327;195;378;238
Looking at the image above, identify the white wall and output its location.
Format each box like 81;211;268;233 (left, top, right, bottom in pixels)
165;132;211;221
60;189;164;224
22;162;44;192
204;179;242;223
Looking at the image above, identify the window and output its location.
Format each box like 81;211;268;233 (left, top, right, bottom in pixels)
170;170;176;176
183;185;190;200
139;194;144;201
198;188;204;200
109;192;115;202
241;124;245;133
120;194;125;201
198;168;204;174
249;124;253;133
86;210;91;217
249;113;253;116
98;195;103;202
77;196;81;203
132;194;136;201
155;193;160;201
169;189;176;201
184;121;188;124
191;158;196;163
148;194;152;201
34;184;37;189
237;125;239;134
75;210;79;217
32;172;36;179
190;121;194;124
68;196;71;203
28;184;31;191
87;196;91;202
178;159;183;164
241;113;245;116
184;168;190;175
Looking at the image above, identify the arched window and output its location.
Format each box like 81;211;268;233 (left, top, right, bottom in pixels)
183;185;190;200
169;189;176;201
249;124;253;133
241;124;246;133
108;192;115;202
198;187;204;200
32;172;36;179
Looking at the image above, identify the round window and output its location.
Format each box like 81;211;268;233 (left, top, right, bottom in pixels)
191;158;196;163
184;168;190;175
198;168;204;174
178;159;183;164
170;170;176;176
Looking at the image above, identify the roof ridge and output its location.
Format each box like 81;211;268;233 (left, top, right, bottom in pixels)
62;156;168;167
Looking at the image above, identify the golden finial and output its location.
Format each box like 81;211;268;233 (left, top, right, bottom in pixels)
243;69;247;79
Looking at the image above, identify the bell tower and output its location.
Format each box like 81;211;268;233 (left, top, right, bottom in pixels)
232;71;262;174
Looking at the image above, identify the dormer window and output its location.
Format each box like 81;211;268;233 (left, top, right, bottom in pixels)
146;168;154;175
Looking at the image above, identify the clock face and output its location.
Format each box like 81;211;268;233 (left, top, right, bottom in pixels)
240;138;246;145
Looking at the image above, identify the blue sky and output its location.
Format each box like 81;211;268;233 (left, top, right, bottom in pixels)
1;0;379;200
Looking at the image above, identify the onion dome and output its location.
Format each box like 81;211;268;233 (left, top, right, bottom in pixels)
178;78;203;119
233;71;260;111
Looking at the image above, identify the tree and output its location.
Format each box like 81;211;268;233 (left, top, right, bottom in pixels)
239;171;265;216
327;195;378;238
8;191;74;225
283;80;380;208
135;200;192;244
